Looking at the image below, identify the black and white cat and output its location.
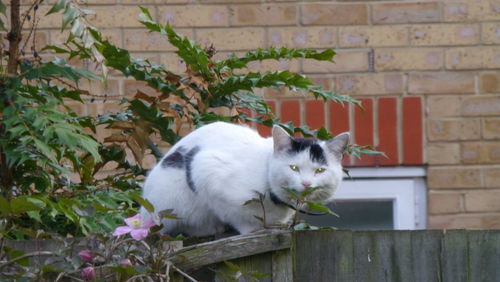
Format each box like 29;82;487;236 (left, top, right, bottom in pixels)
140;122;349;236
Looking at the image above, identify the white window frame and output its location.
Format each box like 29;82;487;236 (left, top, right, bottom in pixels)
335;167;427;230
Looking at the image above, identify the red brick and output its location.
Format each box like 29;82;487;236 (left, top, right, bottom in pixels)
305;100;325;130
281;100;301;126
329;101;350;136
377;98;398;166
354;98;375;166
257;101;276;137
402;97;423;165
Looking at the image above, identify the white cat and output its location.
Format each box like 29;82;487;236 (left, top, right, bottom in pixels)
140;122;349;236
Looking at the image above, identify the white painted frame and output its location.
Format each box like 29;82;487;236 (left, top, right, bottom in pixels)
335;167;427;230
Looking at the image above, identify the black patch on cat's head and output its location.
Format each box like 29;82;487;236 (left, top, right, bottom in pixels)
161;146;186;168
289;137;327;165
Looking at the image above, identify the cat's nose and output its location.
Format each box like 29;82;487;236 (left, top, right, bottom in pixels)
302;181;312;188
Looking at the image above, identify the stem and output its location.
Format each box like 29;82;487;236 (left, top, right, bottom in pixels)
170;264;198;282
7;0;22;75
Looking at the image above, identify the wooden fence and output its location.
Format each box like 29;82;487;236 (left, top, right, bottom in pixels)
7;229;500;281
173;229;500;282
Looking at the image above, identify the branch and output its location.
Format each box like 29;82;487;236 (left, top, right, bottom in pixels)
7;0;21;74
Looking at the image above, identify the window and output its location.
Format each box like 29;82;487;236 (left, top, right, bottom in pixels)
302;167;427;230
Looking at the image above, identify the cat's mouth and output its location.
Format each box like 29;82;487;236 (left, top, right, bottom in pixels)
270;187;328;216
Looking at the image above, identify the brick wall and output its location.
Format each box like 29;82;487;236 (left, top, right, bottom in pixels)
16;0;500;229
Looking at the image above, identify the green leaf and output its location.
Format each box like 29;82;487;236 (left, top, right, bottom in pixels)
33;138;57;162
0;195;10;214
62;4;79;30
11;196;41;214
306;202;338;217
132;193;155;213
46;0;66;16
216;47;336;71
0;1;5;15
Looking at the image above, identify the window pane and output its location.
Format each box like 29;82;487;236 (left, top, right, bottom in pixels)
300;200;394;230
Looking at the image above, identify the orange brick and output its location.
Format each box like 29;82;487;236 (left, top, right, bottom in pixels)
124;29;193;51
428;215;482;229
427;143;460;165
124;80;161;97
427;167;482;189
160;53;187;74
461;142;500;164
483;118;500;139
408;72;475;94
51;29;122;48
230;4;296;26
427;119;480;141
246;59;300;73
375;48;443;71
484;216;500;229
79;79;121;97
411;24;479;46
482;23;500;45
465;191;500;212
196;28;265;50
335;73;403;95
35;6;63;28
446;47;500;70
301;4;368;26
462;95;500;116
444;1;500;22
480;72;500;93
427;96;462;118
339;26;407;48
158;6;227;27
303;51;369;74
484;168;500;188
372;2;440;24
88;6;150;28
196;0;259;3
428;193;463;214
268;27;337;49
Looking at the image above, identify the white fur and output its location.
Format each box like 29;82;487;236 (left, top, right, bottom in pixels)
140;122;349;236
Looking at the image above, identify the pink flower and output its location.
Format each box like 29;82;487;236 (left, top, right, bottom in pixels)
120;258;132;266
82;266;95;281
78;250;93;263
112;214;156;240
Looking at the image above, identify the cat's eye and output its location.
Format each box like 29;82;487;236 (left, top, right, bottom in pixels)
315;167;326;174
289;165;300;172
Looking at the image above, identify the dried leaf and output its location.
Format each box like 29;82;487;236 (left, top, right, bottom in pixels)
134;90;157;104
164;71;181;84
104;134;129;143
110;121;135;130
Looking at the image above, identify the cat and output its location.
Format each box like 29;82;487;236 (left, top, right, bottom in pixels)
140;122;350;236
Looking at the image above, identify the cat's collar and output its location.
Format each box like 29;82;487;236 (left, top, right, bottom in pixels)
269;191;326;216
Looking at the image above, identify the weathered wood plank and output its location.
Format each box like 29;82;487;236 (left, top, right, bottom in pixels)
294;230;354;282
168;229;292;271
467;230;500;282
214;252;273;282
411;230;442;282
272;249;293;282
441;229;467;282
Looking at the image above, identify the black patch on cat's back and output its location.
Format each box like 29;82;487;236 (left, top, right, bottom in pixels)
185;146;200;192
161;146;186;168
289;137;327;165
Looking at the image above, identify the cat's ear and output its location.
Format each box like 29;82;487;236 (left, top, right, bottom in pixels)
272;125;292;152
326;132;350;160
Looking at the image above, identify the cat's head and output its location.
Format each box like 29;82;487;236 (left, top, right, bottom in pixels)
268;125;350;205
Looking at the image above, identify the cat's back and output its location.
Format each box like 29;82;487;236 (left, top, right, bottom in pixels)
173;122;270;152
